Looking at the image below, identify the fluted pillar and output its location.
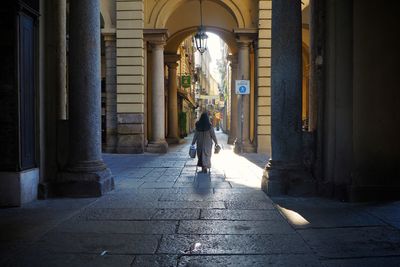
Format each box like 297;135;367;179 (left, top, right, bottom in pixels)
58;0;114;197
165;54;181;144
145;30;168;153
262;0;315;196
103;32;117;153
227;55;238;144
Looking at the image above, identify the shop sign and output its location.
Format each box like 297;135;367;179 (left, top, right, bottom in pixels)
181;76;191;88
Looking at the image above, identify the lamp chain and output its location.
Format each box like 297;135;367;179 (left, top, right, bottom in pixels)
200;0;203;26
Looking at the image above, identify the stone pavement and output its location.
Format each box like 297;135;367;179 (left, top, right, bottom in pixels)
1;131;400;266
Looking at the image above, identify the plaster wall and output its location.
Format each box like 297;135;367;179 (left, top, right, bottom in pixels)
116;0;145;153
257;0;272;153
352;0;400;192
322;0;354;198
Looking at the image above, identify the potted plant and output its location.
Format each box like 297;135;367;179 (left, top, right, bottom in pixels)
179;112;187;138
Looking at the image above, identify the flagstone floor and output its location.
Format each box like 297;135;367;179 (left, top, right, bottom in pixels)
1;131;400;266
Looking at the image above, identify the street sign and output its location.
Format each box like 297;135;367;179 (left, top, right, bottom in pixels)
181;75;191;88
235;80;250;95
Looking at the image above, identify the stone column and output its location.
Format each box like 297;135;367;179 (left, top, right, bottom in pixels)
146;30;168;153
165;54;181;144
227;55;238;144
235;33;256;153
55;0;67;120
144;41;148;146
309;0;326;180
103;32;117;153
262;0;315;196
58;0;114;197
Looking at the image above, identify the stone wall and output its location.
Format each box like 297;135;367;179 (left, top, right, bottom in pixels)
0;6;18;171
257;0;272;154
116;0;145;153
350;0;400;200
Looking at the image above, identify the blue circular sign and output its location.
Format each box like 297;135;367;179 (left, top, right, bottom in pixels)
239;86;246;93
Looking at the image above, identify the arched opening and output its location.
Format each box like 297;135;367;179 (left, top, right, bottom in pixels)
107;0;262;154
145;30;235;145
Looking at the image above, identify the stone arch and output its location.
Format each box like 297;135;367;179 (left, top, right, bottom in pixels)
100;13;105;28
165;26;237;54
100;0;115;30
147;0;253;30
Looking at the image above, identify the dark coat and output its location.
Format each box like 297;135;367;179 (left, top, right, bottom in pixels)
191;127;218;168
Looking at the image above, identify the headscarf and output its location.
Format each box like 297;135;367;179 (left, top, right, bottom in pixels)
195;112;211;132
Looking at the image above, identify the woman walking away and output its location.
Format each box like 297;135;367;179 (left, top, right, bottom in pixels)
192;112;219;173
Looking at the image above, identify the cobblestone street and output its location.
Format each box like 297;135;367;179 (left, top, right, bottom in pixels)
1;131;400;266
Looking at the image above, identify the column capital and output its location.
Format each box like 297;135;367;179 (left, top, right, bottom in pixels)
227;54;238;65
101;29;116;42
164;53;180;66
144;28;168;47
236;40;252;49
234;28;258;45
166;62;179;69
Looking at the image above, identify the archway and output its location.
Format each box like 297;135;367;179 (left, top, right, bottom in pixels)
145;29;236;145
143;0;259;153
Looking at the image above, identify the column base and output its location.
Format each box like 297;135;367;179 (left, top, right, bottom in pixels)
262;160;316;196
242;140;256;153
116;133;145;154
233;140;242;153
103;134;117;153
56;167;114;197
103;146;116;153
0;168;39;207
166;137;181;144
146;141;168;153
227;136;236;145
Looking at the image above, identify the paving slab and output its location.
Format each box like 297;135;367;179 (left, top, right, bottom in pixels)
158;201;226;209
55;220;178;234
178;255;322;267
225;200;275;210
140;182;176;189
178;220;294;234
152;209;201;220
277;205;385;229
321;257;400;267
6;251;134;267
35;232;160;254
200;209;284;221
197;181;232;189
158;234;313;255
173;182;199;188
273;197;386;229
131;254;178;267
299;226;400;258
75;208;157;221
159;193;214;202
115;180;145;190
162;187;211;194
